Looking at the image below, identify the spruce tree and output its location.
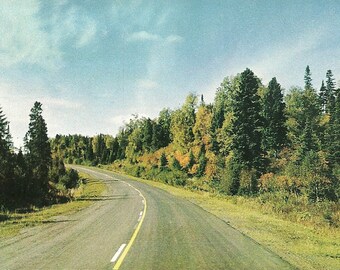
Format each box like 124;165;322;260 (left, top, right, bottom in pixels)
231;68;263;171
262;77;287;155
24;102;51;200
325;87;340;166
304;65;313;90
325;70;336;114
319;80;327;113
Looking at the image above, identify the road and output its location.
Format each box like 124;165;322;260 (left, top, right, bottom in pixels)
0;167;295;269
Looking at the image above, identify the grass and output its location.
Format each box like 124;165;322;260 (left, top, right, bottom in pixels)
100;166;340;270
0;173;106;239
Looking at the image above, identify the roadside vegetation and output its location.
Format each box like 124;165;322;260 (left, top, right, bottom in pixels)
51;66;339;230
0;172;106;238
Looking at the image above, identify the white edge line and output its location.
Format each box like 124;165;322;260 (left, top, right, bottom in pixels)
111;244;127;263
139;211;143;216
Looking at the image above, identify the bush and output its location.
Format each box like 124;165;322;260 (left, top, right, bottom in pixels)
60;169;79;189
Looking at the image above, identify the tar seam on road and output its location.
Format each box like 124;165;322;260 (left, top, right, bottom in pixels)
113;181;147;270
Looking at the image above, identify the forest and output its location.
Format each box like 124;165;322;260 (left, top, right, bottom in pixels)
1;67;339;225
49;66;339;226
0;102;79;208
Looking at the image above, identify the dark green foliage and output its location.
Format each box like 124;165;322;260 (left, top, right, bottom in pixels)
171;157;182;171
49;156;66;183
0;106;14;203
159;152;168;169
325;70;336;114
24;102;51;200
304;65;313;90
231;68;263;172
60;169;79;189
196;153;207;177
187;150;195;170
325;87;340;166
319;80;327;113
262;78;287;156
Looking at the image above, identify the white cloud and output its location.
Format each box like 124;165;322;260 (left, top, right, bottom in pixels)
0;1;99;69
165;35;184;44
137;79;159;90
127;31;160;42
127;31;184;45
75;18;97;48
0;0;62;69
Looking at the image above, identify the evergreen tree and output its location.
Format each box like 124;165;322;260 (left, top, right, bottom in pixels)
0;106;13;203
231;68;263;172
319;80;327;113
159;152;168;169
325;87;340;166
261;77;287;155
325;70;336;114
304;65;313;90
24;102;51;200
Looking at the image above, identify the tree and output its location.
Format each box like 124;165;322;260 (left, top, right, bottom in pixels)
231;68;263;172
261;77;287;155
171;93;197;152
325;70;336;114
319;80;327;113
0;106;14;203
157;108;172;147
24;102;51;200
159;152;168;170
304;65;313;90
325;87;340;167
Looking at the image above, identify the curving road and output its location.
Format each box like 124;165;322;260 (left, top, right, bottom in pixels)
0;166;294;270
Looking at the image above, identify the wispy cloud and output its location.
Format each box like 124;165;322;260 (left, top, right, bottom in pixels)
0;1;98;69
127;31;160;42
137;79;159;90
165;35;184;44
75;19;97;47
0;0;62;69
127;31;184;44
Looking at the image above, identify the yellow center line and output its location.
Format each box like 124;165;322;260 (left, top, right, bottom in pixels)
113;183;147;270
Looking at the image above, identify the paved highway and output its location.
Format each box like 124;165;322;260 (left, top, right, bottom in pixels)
0;167;294;269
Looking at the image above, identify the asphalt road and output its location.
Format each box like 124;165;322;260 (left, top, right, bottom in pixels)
0;167;294;270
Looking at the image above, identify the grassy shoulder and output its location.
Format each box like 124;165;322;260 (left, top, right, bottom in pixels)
100;165;339;270
0;173;106;239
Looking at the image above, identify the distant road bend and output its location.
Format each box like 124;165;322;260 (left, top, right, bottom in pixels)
0;166;294;270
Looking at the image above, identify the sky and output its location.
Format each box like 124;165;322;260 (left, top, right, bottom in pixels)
0;0;339;148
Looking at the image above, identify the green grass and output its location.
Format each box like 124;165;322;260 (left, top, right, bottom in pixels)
0;173;106;239
101;167;339;270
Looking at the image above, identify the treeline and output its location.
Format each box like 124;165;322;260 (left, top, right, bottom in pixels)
0;102;79;208
52;66;339;204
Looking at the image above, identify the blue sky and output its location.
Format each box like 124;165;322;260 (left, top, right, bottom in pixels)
0;0;339;147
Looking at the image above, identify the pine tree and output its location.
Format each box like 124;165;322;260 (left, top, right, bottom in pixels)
261;77;287;155
231;68;263;171
24;102;51;200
